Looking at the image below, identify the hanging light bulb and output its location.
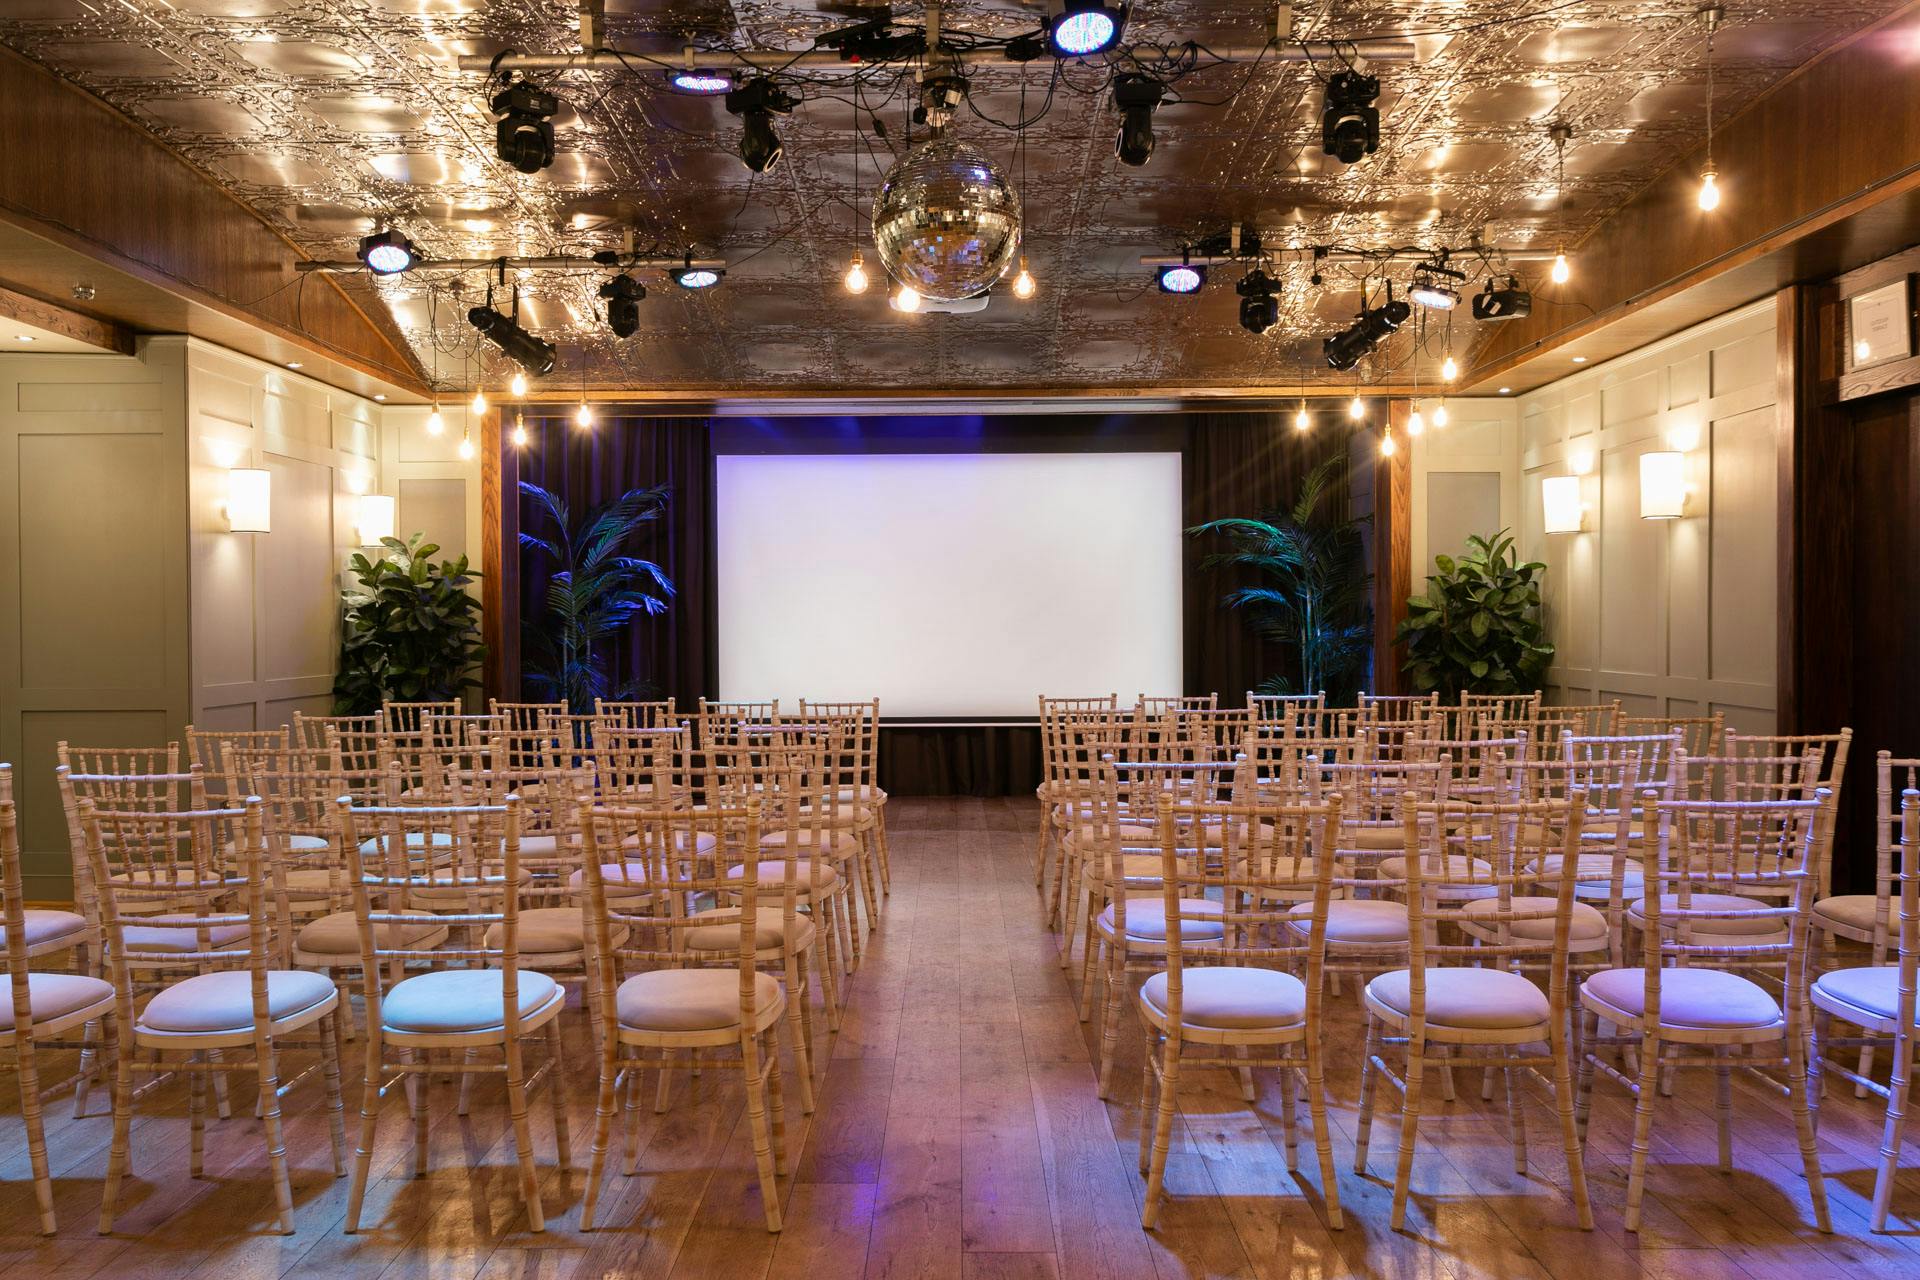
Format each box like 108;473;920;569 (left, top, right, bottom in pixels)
509;370;528;398
1550;251;1570;284
1380;429;1397;457
575;401;595;429
1407;408;1426;437
1432;400;1450;429
457;432;475;461
1697;168;1720;211
511;414;529;448
470;388;488;416
1440;353;1459;382
1294;403;1311;431
1012;256;1036;300
425;403;444;436
843;250;869;294
1349;395;1365;420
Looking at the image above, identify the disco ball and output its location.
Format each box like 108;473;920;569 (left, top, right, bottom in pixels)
871;135;1021;303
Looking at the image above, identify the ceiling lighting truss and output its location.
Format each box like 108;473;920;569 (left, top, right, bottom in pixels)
297;254;728;277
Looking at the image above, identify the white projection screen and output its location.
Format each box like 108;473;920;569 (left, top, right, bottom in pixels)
716;451;1183;718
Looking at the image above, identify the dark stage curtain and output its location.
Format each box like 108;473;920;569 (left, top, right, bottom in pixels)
510;408;1348;797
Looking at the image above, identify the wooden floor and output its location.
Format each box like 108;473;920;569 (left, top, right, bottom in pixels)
2;796;1918;1279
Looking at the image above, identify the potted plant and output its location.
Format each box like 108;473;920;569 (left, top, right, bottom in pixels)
1190;454;1374;704
333;534;485;714
519;481;675;715
1396;530;1555;700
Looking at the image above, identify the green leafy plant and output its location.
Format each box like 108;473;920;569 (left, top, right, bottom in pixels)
333;534;485;714
1396;530;1555;699
519;481;674;716
1189;454;1374;704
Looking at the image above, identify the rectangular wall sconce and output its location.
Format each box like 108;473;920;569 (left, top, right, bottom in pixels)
356;494;396;546
226;467;271;533
1541;475;1584;534
1639;450;1688;520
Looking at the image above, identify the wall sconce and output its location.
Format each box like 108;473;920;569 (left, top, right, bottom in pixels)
1639;450;1688;520
226;467;271;533
1541;475;1585;534
356;493;396;546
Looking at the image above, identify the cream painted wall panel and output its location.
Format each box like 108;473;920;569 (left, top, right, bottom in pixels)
259;452;338;683
15;381;164;414
397;477;470;564
1598;446;1666;677
18;708;173;858
1713;328;1774;394
1708;406;1777;687
1604;370;1659;426
1408;397;1519;585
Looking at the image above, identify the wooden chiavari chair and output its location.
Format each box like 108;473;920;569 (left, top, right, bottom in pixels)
577;796;794;1233
1357;791;1594;1232
1810;788;1918;1231
382;700;461;737
1576;789;1834;1233
1536;700;1623;738
1545;734;1682;967
1137;789;1347;1230
1034;693;1123;917
338;794;569;1233
1138;693;1218;719
1360;693;1441;725
1813;752;1920;981
1727;729;1853;898
1246;691;1325;731
595;697;680;730
490;699;566;733
185;726;286;795
1621;712;1724;765
83;795;347;1235
290;712;381;757
1050;709;1145;966
696;698;780;754
1459;691;1543;725
0;766;117;1234
800;698;892;908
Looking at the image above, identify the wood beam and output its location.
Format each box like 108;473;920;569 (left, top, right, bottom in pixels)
1353;404;1413;695
479;409;520;704
0;281;131;353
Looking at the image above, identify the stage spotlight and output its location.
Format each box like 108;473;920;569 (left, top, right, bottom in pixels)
671;266;723;289
1320;70;1380;166
725;78;798;174
1235;269;1280;335
1471;277;1533;321
1112;74;1164;167
667;69;732;95
1049;3;1127;57
358;229;417;275
490;79;558;175
1322;296;1410;371
1409;275;1458;310
599;274;645;339
1157;263;1205;294
467;305;556;376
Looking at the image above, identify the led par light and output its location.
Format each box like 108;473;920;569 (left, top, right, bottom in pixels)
1049;3;1128;57
357;229;418;275
1157;263;1205;294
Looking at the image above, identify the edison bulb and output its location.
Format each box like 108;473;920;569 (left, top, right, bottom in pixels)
1698;170;1720;211
843;252;869;295
1380;430;1397;457
1441;354;1459;382
509;371;528;398
575;401;595;429
1407;409;1426;437
511;416;529;448
425;406;444;436
1432;402;1450;429
1348;395;1365;420
1550;252;1570;285
1293;406;1311;431
1012;257;1036;300
469;389;487;416
457;434;475;461
893;285;922;313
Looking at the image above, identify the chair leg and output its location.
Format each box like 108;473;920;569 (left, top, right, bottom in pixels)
742;1041;783;1233
1095;947;1125;1100
1077;927;1102;1023
320;1012;348;1176
783;954;817;1114
1354;1017;1381;1175
406;1048;429;1178
874;805;893;897
1623;1032;1662;1233
1033;807;1052;891
654;1048;674;1114
1869;1033;1912;1231
1786;1024;1832;1233
17;1035;55;1234
622;1051;644;1175
1575;1007;1600;1145
503;1033;547;1233
1277;1055;1299;1170
1136;1030;1157;1174
254;1035;296;1234
582;1040;620;1230
345;1033;383;1233
97;1039;136;1235
1504;1066;1528;1176
814;914;843;1031
1714;1048;1735;1173
1549;1012;1594;1230
546;1018;573;1169
188;1050;208;1180
767;1031;789;1177
1390;1041;1426;1232
72;1017;100;1118
457;1045;479;1116
1304;1032;1345;1230
1140;1037;1181;1231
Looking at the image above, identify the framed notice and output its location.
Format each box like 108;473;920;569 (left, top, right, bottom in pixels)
1846;277;1912;371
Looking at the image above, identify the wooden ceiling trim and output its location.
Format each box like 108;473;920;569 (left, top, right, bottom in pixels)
0;44;425;390
0;279;130;354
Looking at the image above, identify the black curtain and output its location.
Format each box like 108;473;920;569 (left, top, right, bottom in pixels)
512;408;1349;796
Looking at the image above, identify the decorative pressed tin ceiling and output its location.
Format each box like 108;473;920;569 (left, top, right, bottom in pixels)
0;2;1902;394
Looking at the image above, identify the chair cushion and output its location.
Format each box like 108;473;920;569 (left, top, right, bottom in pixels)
0;973;114;1031
1099;897;1225;942
1626;893;1786;935
616;968;781;1032
726;860;840;892
1064;823;1158;847
295;911;443;956
834;785;887;806
1532;852;1644;888
1378;854;1495;886
1583;967;1782;1029
760;827;861;854
411;866;532;903
380;969;560;1034
1341;827;1408;851
0;909;88;951
1460;896;1610;941
568;862;665;897
1811;966;1918;1026
1812;895;1898;933
1289;898;1410;945
279;867;337;900
686;906;816;952
1140;967;1306;1030
139;969;336;1034
122;916;250;954
1367;968;1551;1030
484;906;603;955
227;834;329;856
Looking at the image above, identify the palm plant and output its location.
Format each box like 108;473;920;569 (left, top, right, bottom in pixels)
519;481;675;715
1189;453;1374;703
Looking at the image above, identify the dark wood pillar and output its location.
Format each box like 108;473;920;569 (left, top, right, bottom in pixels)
480;409;520;703
1351;401;1413;694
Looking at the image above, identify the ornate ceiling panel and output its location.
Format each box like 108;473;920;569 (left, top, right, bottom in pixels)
0;2;1900;394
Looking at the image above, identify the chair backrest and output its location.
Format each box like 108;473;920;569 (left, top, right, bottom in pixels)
1561;733;1682;810
1869;756;1920;954
383;700;461;736
595;698;679;731
185;726;288;792
1459;692;1543;727
799;699;882;794
1308;756;1453;870
1890;790;1919;1040
1;767;37;1038
56;741;180;778
587;724;688;806
1726;729;1852;795
1356;718;1439;765
223;739;344;906
1040;699;1130;799
490;701;565;735
291;713;381;754
1247;691;1326;724
1621;713;1724;762
1536;701;1623;737
1360;693;1440;724
1138;694;1217;719
697;699;780;752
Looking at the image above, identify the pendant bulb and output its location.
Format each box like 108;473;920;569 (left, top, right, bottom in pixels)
1407;409;1426;437
1012;256;1036;300
1697;169;1721;211
457;432;475;461
1380;429;1397;458
509;370;528;398
843;250;869;295
1440;354;1459;382
575;401;595;429
1293;404;1311;431
425;404;444;436
1348;395;1365;421
1550;251;1570;285
1432;401;1450;429
469;389;487;416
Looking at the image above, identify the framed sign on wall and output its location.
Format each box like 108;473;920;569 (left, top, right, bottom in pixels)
1845;276;1913;371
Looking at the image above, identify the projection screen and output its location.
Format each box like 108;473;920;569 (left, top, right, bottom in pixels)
716;451;1183;718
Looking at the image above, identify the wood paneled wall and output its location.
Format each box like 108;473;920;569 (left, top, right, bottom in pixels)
1515;300;1779;732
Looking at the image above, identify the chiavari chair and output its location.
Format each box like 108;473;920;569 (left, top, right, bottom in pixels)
1050;709;1147;965
577;796;794;1233
382;699;461;737
801;697;893;901
1246;690;1325;731
595;696;680;730
1276;702;1356;742
1809;788;1918;1231
1357;791;1595;1232
1538;701;1624;738
696;698;781;754
1544;734;1683;967
338;793;568;1233
1813;752;1920;979
1576;788;1834;1233
1621;712;1725;766
1459;691;1543;725
1137;789;1347;1231
1035;695;1125;920
1138;693;1218;719
290;712;381;757
1360;693;1441;725
731;729;861;987
1727;729;1853;898
490;699;565;733
185;725;286;795
0;767;118;1234
84;795;347;1235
